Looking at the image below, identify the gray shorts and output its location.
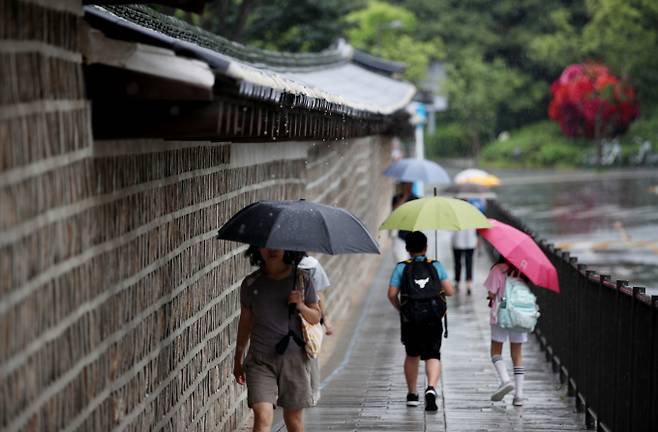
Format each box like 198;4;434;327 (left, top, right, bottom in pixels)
244;348;312;409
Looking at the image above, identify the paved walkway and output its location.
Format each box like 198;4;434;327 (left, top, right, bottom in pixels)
289;232;587;431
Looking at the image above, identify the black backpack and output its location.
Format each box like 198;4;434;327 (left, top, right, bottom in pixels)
399;259;448;336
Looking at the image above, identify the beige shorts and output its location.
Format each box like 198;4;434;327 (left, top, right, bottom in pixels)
244;348;312;409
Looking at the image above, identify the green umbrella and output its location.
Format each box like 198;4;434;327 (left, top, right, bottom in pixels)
380;196;492;231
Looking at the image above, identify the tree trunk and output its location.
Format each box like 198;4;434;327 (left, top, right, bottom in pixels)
470;129;480;161
594;102;604;165
231;0;259;42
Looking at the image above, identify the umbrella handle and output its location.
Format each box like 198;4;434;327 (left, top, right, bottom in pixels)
288;260;306;317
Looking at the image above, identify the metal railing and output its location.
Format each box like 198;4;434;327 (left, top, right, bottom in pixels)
486;200;658;432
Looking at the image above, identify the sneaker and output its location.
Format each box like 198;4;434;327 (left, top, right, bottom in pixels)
406;393;420;407
512;396;525;406
424;386;438;411
491;381;514;401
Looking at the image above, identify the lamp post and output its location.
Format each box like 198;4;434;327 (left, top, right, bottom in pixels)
409;102;427;196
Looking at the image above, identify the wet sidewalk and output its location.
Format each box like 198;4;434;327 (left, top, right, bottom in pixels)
293;232;587;431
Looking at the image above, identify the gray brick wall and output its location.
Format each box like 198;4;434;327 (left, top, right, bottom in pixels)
0;2;395;430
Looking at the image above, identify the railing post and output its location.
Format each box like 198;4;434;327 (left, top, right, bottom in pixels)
555;250;571;374
651;296;658;432
562;254;578;386
584;269;597;430
605;279;627;431
630;287;654;432
593;274;610;431
628;286;645;432
568;263;587;399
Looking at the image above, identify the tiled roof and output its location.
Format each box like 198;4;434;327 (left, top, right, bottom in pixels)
85;5;415;116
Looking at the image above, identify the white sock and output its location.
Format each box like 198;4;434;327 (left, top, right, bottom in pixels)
514;367;525;397
492;355;510;384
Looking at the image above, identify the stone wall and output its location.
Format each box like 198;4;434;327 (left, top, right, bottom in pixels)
0;1;394;430
304;138;393;324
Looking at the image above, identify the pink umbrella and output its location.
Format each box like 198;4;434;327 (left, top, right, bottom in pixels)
478;219;560;293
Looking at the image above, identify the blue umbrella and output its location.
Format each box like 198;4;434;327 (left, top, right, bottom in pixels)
383;158;451;184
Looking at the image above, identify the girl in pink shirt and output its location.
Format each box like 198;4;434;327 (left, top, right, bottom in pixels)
483;257;529;406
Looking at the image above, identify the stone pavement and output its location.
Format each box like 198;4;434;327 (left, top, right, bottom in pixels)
277;232;587;431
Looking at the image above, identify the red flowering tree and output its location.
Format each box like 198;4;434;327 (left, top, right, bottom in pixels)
549;63;639;163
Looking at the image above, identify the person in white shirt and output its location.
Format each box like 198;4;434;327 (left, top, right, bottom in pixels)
298;255;334;405
451;229;478;295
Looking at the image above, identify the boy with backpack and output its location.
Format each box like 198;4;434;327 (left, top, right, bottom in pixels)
484;256;539;406
387;231;455;411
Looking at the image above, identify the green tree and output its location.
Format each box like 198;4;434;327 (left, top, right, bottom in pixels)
344;1;444;83
444;49;544;157
528;9;585;77
170;0;362;52
392;0;589;137
243;0;363;52
582;0;658;105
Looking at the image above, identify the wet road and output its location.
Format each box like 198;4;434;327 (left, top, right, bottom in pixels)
492;168;658;293
281;243;586;431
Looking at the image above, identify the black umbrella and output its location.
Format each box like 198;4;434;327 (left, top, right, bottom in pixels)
217;199;380;354
216;199;380;255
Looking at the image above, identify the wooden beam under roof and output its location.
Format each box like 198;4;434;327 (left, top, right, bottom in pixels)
81;25;215;101
85;65;215;101
89;97;401;142
83;0;206;14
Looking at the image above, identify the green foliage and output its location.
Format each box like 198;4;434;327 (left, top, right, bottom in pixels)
480;121;586;168
481;114;658;168
425;122;469;158
582;0;658;105
618;108;658;149
170;0;362;52
443;50;546;156
402;0;658;155
244;0;363;52
389;0;589;146
344;1;443;83
528;9;585;77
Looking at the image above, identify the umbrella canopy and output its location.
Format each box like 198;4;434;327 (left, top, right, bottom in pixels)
380;196;492;231
478;219;560;293
216;200;380;255
442;183;497;199
383;158;451;184
454;168;501;187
